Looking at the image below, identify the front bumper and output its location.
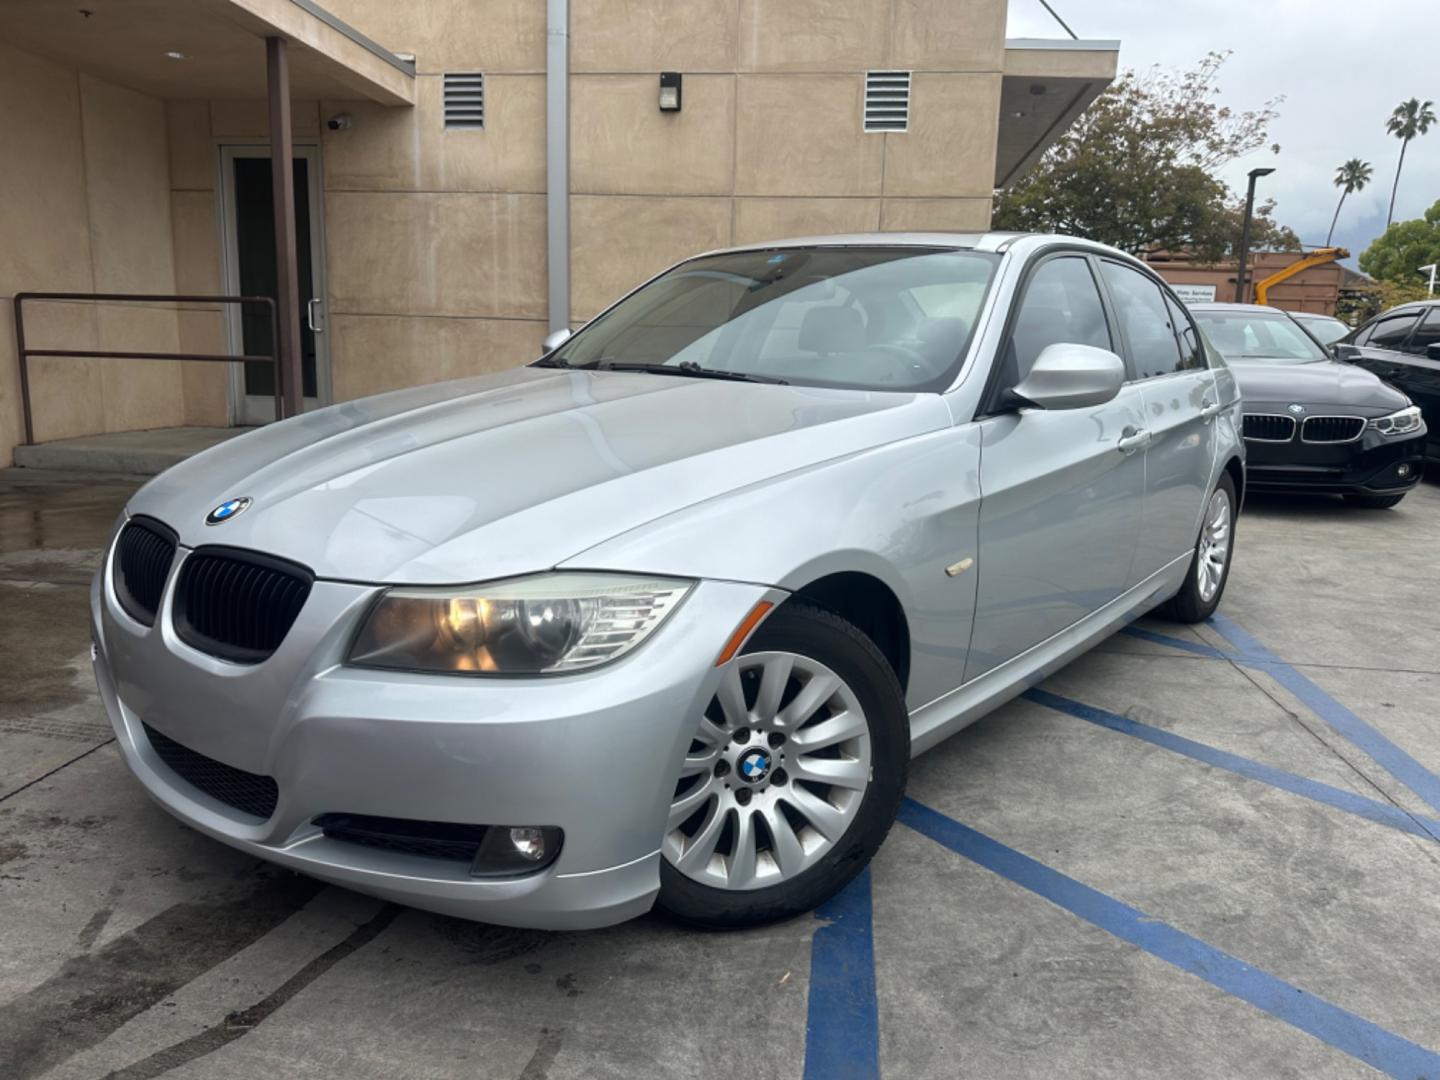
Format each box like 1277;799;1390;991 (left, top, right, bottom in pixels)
1243;421;1426;495
91;535;775;929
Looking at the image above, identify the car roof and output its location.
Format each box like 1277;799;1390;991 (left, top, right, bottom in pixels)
1186;302;1298;317
693;232;1134;259
1290;311;1344;320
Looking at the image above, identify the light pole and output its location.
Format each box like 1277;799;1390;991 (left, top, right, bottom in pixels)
1234;166;1275;303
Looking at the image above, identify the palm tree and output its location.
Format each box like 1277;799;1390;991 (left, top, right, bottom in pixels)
1384;98;1436;227
1326;159;1373;244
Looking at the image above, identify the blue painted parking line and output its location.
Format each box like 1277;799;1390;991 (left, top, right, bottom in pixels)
804;865;880;1080
1118;616;1440;818
1025;689;1440;843
1119;625;1232;660
899;799;1440;1079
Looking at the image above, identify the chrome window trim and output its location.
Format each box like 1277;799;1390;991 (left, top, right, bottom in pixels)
1242;413;1297;443
1300;415;1366;444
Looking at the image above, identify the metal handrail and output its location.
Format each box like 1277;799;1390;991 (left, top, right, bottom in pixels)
12;292;282;446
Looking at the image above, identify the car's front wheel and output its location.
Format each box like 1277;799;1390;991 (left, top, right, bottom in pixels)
656;603;908;928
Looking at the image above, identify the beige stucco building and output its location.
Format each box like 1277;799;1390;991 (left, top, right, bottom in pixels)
0;0;1116;466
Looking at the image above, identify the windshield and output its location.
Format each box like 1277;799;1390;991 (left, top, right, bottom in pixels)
1295;315;1350;345
1191;310;1329;363
543;247;1000;392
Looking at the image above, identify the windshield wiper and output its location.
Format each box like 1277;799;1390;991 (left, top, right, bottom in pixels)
587;359;789;385
531;356;570;368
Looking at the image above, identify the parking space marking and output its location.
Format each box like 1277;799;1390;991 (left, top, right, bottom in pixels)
804;865;880;1080
1126;616;1440;817
1025;689;1440;842
898;799;1440;1080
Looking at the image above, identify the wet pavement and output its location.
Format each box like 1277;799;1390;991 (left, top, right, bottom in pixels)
2;465;1439;1079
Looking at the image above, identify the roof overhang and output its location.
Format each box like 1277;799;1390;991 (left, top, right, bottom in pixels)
0;0;415;105
996;38;1119;188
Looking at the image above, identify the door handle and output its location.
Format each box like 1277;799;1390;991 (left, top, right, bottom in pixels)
306;297;324;333
1117;427;1151;454
1200;398;1222;422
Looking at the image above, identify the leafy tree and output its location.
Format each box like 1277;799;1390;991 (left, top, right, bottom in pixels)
1327;159;1373;245
1383;98;1436;227
1360;199;1440;285
993;53;1290;261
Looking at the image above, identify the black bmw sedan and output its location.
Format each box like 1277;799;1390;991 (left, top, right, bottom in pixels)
1190;303;1426;508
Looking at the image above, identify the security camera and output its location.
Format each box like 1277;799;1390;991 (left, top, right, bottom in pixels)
327;113;352;132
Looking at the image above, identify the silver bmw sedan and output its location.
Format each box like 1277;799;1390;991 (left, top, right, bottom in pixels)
92;233;1244;929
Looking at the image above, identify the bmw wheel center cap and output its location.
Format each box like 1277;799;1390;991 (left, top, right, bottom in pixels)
206;497;253;525
739;748;772;784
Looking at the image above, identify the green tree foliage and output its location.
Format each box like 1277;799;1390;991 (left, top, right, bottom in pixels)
1359;200;1440;285
1384;98;1436;227
1327;159;1373;245
993;53;1296;261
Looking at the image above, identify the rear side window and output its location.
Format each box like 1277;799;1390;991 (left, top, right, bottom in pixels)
1100;261;1186;379
1404;307;1440;355
998;256;1112;390
1363;311;1421;349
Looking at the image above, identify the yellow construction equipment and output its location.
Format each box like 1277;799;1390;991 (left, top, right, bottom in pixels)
1253;247;1348;306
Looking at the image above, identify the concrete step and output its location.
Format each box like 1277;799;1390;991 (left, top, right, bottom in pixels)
13;426;254;476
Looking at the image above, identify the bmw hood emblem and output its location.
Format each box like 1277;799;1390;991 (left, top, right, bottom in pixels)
1287;403;1305;415
739;748;772;784
206;497;252;525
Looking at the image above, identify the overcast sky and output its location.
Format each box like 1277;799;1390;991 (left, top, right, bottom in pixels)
1006;0;1440;269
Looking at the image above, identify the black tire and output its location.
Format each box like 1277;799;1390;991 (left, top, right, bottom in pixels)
1343;491;1406;509
1158;472;1237;624
655;602;908;929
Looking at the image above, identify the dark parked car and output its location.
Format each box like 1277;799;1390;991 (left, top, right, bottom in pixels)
1290;311;1351;346
1334;300;1440;463
1191;303;1426;508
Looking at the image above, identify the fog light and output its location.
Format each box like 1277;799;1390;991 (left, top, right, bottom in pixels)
509;826;547;860
470;825;563;877
1398;463;1412;477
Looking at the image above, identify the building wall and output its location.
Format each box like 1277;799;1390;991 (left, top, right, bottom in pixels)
317;0;1005;399
3;0;1010;455
1148;252;1347;315
0;42;185;466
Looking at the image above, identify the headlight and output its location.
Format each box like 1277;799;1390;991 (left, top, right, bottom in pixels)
1368;405;1423;436
348;572;693;675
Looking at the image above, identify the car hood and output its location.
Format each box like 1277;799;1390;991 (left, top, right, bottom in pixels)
1230;359;1409;414
129;367;948;584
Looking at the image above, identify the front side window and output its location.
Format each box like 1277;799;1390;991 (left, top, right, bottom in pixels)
1164;294;1206;370
545;247;999;392
996;256;1112;392
1365;311;1421;350
1099;261;1186;379
1190;310;1329;363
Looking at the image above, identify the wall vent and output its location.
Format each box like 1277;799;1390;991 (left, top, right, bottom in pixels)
443;72;485;129
864;70;911;132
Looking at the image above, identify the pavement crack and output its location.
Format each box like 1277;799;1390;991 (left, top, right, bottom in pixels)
0;738;115;804
100;902;403;1080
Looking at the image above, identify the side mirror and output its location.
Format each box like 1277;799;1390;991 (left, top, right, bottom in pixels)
1010;343;1126;411
1427;342;1440;361
540;327;573;355
1331;343;1362;362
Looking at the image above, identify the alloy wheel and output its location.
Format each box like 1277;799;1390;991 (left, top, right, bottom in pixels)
664;651;872;891
1196;486;1232;603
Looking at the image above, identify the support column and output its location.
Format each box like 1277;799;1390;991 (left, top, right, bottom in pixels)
545;0;570;333
266;35;304;419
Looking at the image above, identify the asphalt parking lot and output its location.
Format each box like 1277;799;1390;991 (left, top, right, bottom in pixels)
3;467;1440;1079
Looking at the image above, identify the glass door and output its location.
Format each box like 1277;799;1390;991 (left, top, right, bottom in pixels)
219;145;330;424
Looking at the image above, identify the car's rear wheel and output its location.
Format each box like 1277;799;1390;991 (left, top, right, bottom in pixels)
1344;491;1406;509
1158;473;1236;623
656;603;907;928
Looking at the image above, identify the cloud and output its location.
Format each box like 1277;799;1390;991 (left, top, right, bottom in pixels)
1006;0;1440;264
